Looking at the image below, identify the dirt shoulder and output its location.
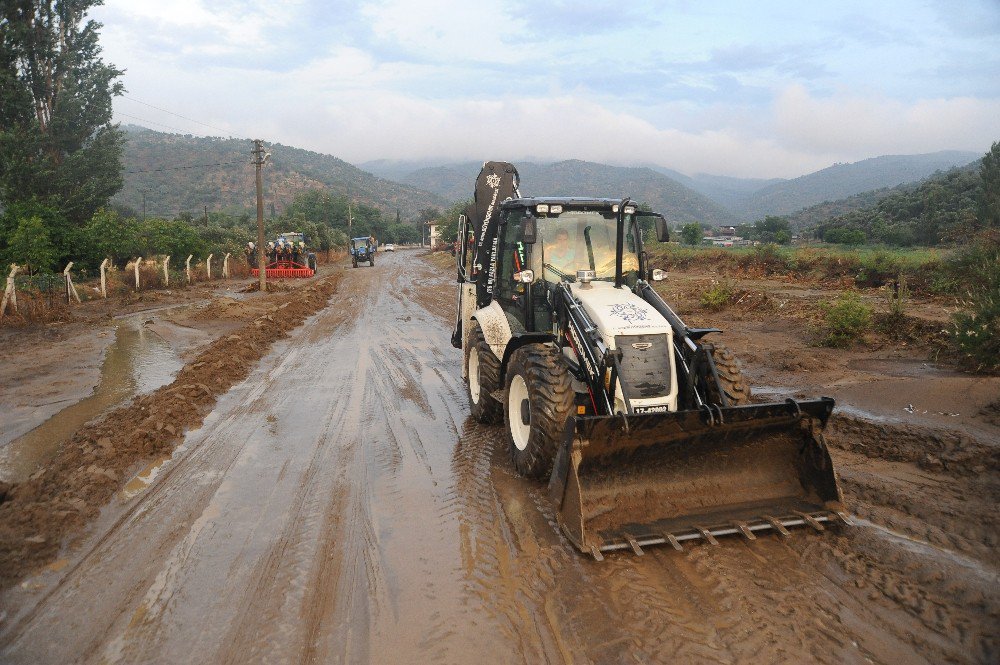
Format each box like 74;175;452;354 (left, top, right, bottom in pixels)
0;271;343;588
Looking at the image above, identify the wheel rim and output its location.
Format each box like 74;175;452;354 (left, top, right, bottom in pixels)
468;347;481;403
508;374;530;451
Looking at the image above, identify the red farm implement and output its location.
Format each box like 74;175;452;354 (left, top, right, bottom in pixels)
251;260;315;278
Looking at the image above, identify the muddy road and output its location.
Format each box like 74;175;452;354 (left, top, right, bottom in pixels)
2;252;996;664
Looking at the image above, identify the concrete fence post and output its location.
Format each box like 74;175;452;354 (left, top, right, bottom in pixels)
1;264;20;318
207;253;214;280
64;261;81;303
223;253;231;279
99;258;110;298
186;255;193;284
163;256;171;287
134;257;142;290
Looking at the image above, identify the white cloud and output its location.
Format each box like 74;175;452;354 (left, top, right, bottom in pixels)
772;85;1000;158
359;0;529;64
96;0;306;58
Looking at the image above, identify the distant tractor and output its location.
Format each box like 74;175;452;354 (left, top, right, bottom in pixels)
350;237;376;268
250;231;318;278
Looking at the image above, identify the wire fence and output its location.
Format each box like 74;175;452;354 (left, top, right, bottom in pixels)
1;254;251;325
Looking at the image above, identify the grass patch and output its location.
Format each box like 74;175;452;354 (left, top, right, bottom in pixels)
647;243;951;294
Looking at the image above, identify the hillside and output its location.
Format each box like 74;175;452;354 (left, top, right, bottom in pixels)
784;185;909;230
116;127;448;220
364;159;740;226
736;151;980;221
812;161;983;245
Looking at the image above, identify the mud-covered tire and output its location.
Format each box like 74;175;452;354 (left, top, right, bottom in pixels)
705;343;751;406
466;322;502;424
504;344;574;479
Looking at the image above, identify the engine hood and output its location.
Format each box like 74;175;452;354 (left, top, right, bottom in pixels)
569;281;671;345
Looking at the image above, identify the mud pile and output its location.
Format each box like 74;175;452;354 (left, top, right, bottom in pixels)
0;274;341;587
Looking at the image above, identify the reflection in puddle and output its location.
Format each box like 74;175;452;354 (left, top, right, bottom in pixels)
122;454;174;499
0;316;183;484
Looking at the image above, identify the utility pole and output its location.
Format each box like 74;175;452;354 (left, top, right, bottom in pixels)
252;139;270;291
348;201;353;237
142;192;147;221
204;205;208;225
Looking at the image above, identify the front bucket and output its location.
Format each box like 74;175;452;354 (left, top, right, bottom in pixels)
548;399;847;558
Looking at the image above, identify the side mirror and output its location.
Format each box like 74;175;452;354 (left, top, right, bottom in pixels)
521;215;537;244
654;216;670;242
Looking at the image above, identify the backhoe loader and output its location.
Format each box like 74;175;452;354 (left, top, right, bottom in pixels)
451;161;848;559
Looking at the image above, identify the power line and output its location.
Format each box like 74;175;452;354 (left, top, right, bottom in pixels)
122;95;234;135
124;160;247;174
115;112;195;134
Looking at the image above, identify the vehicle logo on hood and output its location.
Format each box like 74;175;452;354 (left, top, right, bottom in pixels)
631;342;653;350
608;302;650;323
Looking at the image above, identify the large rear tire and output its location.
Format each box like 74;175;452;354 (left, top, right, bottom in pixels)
466;322;502;424
504;344;574;479
705;343;752;406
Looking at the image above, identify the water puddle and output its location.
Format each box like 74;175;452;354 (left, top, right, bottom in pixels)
0;315;184;484
121;453;174;500
846;358;961;379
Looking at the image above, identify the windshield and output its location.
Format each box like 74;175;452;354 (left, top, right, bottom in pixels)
535;211;639;283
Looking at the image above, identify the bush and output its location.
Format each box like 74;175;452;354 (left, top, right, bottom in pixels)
950;238;1000;372
824;227;866;245
819;292;872;347
700;279;734;310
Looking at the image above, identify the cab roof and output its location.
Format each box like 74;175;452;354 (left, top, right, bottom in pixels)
500;197;625;210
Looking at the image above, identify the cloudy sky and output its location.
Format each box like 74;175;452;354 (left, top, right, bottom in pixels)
93;0;1000;178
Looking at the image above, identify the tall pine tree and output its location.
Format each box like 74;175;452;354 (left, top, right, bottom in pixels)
978;141;1000;230
0;0;125;263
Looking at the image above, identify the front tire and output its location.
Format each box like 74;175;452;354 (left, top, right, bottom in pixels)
504;345;574;479
705;343;752;406
466;322;501;423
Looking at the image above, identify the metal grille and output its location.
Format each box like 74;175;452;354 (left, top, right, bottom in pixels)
615;334;672;399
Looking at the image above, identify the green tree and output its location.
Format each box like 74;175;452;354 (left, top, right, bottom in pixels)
82;208;140;265
753;216;791;243
978;141;1000;230
0;0;125;263
6;214;57;272
433;202;465;248
680;222;702;245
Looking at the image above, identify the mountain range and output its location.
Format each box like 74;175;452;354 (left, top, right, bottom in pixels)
361;151;980;223
118;126;983;229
